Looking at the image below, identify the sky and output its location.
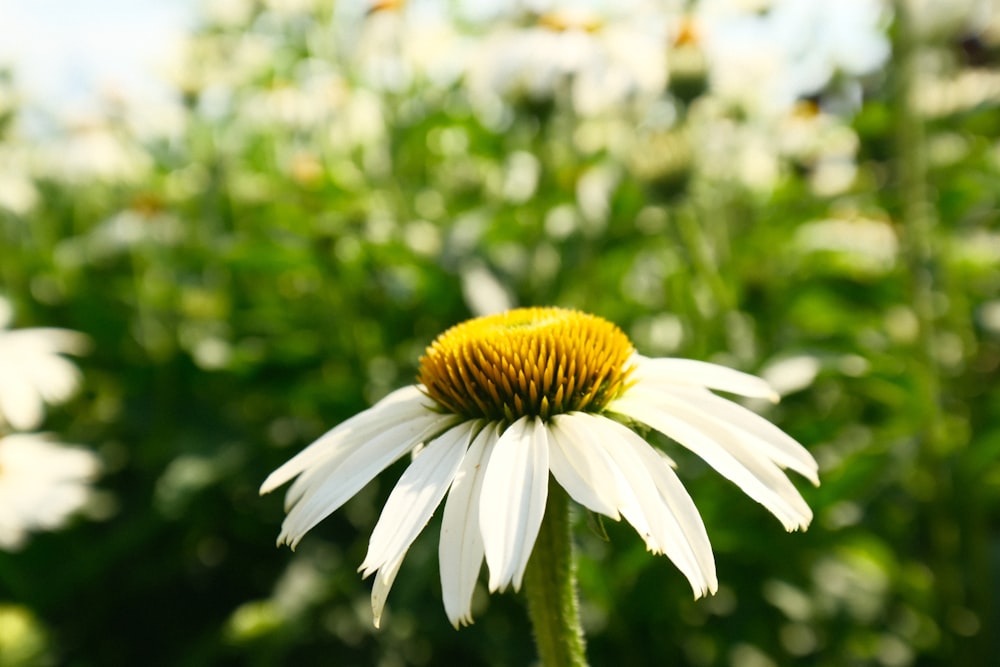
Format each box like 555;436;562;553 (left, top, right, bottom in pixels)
0;0;196;117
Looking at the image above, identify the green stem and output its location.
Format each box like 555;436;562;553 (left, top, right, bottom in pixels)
893;1;943;443
523;480;588;667
893;3;984;662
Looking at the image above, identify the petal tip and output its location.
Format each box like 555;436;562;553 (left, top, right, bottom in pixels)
786;516;812;532
259;472;283;495
448;613;475;629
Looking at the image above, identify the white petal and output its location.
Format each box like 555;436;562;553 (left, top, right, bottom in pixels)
281;406;454;514
632;355;779;402
567;414;660;551
439;423;500;628
0;378;44;430
610;395;813;531
260;385;431;494
0;434;99;549
277;412;458;548
618;427;718;596
360;421;478;576
634;384;818;484
581;413;716;596
28;355;82;403
547;414;622;519
479;416;549;593
371;554;404;629
3;328;89;355
0;328;86;430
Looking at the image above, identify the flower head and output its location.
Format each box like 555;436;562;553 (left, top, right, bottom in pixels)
465;4;670;117
0;433;101;550
418;308;634;422
261;307;818;627
0;307;89;432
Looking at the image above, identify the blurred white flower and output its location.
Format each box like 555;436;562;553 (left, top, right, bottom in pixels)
950;229;1000;269
978;300;1000;335
340;0;469;92
54;209;184;269
916;69;1000;119
121;92;189;143
761;355;822;396
459;261;514;317
697;0;890;116
466;2;672;116
795;215;899;275
264;0;323;14
688;100;782;191
688;97;863;195
37;116;152;185
0;312;88;431
576;162;619;230
0;433;101;550
171;32;277;112
903;0;992;39
327;88;387;152
202;0;257;28
242;79;341;132
776;102;862;196
0;169;39;216
500;151;541;203
0;141;40;217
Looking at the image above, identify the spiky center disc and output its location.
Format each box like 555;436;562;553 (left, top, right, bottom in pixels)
418;307;635;422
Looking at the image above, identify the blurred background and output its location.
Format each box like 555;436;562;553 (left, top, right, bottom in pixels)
1;0;998;665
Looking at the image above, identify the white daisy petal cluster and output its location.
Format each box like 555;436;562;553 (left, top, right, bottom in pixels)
609;356;818;530
0;434;101;550
262;307;818;627
465;1;672;117
696;0;890;116
0;318;89;432
0;297;100;550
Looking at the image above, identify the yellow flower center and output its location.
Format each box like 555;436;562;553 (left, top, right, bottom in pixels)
418;307;635;422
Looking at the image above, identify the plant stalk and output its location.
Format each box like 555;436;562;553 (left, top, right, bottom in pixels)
523;480;589;667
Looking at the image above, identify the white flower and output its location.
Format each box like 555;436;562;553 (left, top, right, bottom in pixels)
54;209;185;270
261;307;818;627
330;1;469;93
0;433;101;550
903;0;988;39
466;3;671;117
687;98;862;195
795;215;899;275
0;163;39;216
0;315;88;431
697;0;889;116
37;118;152;185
